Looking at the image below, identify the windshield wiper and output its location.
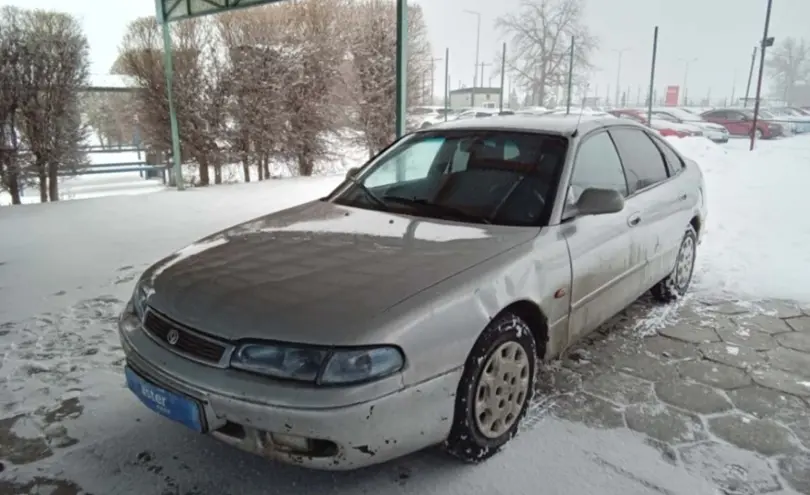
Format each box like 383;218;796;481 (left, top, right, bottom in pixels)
345;176;390;211
382;196;491;224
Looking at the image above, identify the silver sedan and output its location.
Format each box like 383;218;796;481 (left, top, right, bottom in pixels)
118;115;707;470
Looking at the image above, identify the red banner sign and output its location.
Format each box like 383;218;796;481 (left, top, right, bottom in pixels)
665;86;680;106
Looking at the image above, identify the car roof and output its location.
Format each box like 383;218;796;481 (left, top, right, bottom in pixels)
424;114;638;136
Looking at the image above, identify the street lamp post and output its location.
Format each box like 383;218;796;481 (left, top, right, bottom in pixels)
613;48;630;108
464;10;481;107
679;57;698;106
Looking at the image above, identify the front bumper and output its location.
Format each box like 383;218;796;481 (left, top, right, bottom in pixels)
704;130;729;143
119;313;460;470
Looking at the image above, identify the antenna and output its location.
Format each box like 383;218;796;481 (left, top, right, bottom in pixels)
572;83;589;137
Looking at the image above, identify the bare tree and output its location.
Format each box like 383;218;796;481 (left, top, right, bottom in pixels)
766;37;810;105
496;0;595;107
117;17;227;186
345;0;433;156
15;9;90;202
0;6;30;204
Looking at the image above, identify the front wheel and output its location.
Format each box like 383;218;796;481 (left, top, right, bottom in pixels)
755;128;764;139
444;312;537;463
652;225;697;302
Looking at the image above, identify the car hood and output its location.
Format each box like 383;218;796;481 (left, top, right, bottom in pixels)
142;200;536;345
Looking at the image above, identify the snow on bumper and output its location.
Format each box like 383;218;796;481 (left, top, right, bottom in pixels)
118;314;459;470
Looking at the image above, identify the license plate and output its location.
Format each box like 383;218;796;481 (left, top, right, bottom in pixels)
125;366;204;432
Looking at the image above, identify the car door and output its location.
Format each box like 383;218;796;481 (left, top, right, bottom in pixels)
562;130;643;345
703;111;735;134
725;110;754;135
608;127;688;289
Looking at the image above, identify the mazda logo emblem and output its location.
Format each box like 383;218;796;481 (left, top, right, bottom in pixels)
166;329;180;346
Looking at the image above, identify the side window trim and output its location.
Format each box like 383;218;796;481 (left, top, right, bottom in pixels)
607;126;672;198
649;134;685;177
568;129;631;198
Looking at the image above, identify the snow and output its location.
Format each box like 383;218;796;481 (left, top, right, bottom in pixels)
2;133;809;493
668;134;810;304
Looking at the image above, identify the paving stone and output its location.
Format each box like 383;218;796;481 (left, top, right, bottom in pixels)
641;335;698;360
581;371;654;405
708;302;750;315
757;299;805;319
675;305;714;325
658;322;719;344
778;453;810;494
698;342;764;370
643;437;678;466
610;353;675;382
751;368;810;397
537;364;582;395
708;413;801;457
678;360;752;390
624;403;706;444
734;313;793;335
786;316;810;333
655;379;732;414
549;392;625;429
680;442;783;495
787;420;810;450
776;331;810;353
765;347;810;380
716;325;774;351
727;386;809;423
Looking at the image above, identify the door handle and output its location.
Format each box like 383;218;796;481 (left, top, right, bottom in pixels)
628;214;641;227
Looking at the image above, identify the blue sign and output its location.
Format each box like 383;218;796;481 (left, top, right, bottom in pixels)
125;366;204;432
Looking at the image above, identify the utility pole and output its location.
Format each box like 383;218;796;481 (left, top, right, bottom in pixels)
480;62;492;87
679;57;698;106
430;57;442;104
464;10;482;107
744;46;757;107
750;0;774;150
613;48;630;108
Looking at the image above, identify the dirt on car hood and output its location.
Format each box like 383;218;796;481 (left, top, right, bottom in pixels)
142;200;536;345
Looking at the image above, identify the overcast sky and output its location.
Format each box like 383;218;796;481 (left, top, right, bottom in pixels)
3;0;808;103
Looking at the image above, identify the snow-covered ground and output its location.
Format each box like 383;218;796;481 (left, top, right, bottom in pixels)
1;134;809;494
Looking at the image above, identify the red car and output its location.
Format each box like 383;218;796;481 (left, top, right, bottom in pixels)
699;108;783;139
608;109;701;138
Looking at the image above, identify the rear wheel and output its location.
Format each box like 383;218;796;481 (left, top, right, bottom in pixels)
444;312;536;463
652;225;697;302
755;127;764;139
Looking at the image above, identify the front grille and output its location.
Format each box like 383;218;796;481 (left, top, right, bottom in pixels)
143;310;227;364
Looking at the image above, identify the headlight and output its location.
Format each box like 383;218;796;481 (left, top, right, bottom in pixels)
131;282;148;319
230;344;404;385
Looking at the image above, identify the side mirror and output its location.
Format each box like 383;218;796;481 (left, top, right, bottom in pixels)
345;167;360;180
573;188;625;217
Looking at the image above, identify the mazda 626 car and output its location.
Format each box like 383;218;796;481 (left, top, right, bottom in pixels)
119;114;707;470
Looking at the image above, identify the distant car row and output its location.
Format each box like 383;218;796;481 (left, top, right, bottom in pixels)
407;104;810;142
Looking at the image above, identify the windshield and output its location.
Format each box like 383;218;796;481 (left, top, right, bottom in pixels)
330;130;568;227
665;109;702;122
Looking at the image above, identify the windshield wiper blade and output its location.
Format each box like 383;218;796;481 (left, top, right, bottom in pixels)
346;176;390;211
382;196;491;224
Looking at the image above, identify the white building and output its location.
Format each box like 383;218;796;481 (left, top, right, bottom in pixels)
449;87;502;110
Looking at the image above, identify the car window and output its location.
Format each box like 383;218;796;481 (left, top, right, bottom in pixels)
608;128;669;194
705;110;724;119
336;132;569;227
652;138;684;176
364;138;444;188
569;131;628;203
653;112;678;122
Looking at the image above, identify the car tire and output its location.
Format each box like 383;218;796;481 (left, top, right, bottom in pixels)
652;225;698;303
420;122;432;129
444;311;536;463
755;128;764;139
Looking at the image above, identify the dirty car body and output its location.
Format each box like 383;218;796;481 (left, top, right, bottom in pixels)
119;115;707;470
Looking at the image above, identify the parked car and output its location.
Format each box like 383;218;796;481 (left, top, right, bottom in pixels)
767;107;810;134
407;106;454;130
648;108;729;143
119;114;707;471
700;108;783;139
454;108;501;120
608;109;704;138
